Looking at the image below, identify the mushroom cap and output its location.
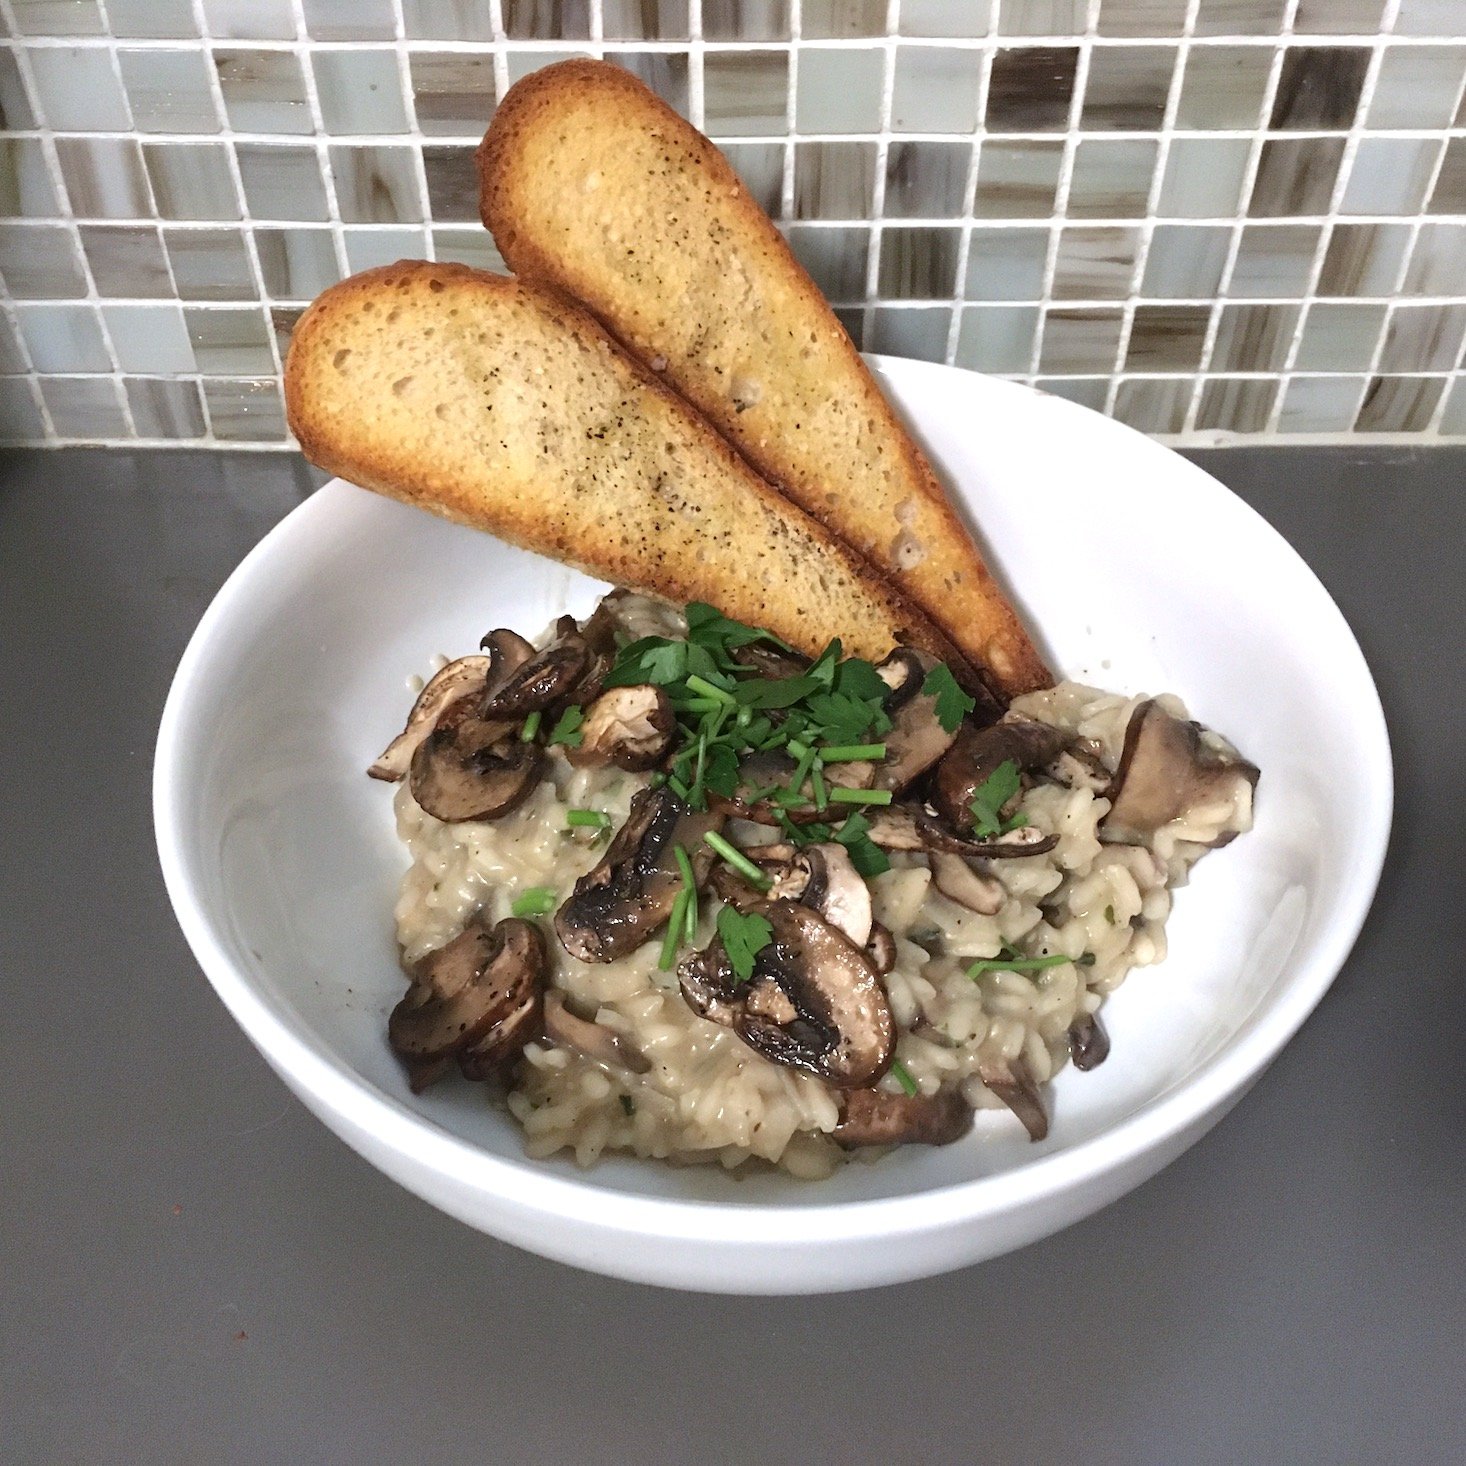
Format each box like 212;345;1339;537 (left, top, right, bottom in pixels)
542;990;651;1075
761;843;874;948
408;695;545;822
977;1056;1049;1141
929;851;1005;914
932;717;1069;834
833;1085;974;1148
369;654;491;782
566;683;675;772
481;627;589;718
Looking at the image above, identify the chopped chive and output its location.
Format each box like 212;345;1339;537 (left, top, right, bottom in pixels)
520;710;542;741
672;696;723;715
703;831;773;890
565;808;611;830
736;705;753;728
659;888;691;969
819;742;886;762
789;744;817;796
667;774;691;801
742;783;781;805
829;787;893;806
786;739;813;760
890;1059;919;1097
511;887;556;917
672;842;696;892
684;674;735;706
967;950;1091;978
811;766;828;811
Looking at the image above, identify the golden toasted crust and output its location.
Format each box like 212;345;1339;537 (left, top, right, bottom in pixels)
478;59;1051;697
284;262;984;681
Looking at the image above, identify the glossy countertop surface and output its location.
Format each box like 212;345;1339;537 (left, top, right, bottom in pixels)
2;445;1461;1465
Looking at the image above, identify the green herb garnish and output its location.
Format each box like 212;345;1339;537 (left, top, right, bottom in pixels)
890;1059;919;1097
511;887;556;917
968;758;1025;838
546;704;584;748
922;663;975;734
829;786;893;807
565;808;611;831
717;905;774;984
967;946;1095;978
659;887;692;970
520;709;542;741
704;831;773;890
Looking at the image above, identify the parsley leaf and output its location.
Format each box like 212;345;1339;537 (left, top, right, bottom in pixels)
833;656;888;704
833;811;891;878
546;704;585;748
968;759;1023;838
804;690;884;747
686;602;791;658
718;906;773;984
921;663;975;734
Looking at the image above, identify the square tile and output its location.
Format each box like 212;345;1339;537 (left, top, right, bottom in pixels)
1354;375;1443;431
431;228;507;273
79;224;172;298
330;145;423;224
1158;139;1251;218
40;377;129;438
986;47;1079;131
1248;137;1345;217
965;227;1050;300
877;226;961;299
214;49;312;135
127;377;207;438
0;223;87;297
15;302;110;372
1124;304;1211;370
1039;307;1124;372
1401;223;1466;294
1438;376;1466;434
11;0;105;35
1051;226;1140;299
0;50;37;129
269;304;304;358
1367;46;1466;130
1293;302;1389;371
26;46;130;130
601;0;692;39
101;302;195;373
344;227;428;273
236;144;329;222
1079;46;1175;131
166;226;256;300
1038;378;1109;410
785;225;869;300
702;0;788;40
1113;378;1192;434
1175;45;1273;129
956;305;1040;373
997;1;1085;34
1210;302;1300;370
401;0;494;39
109;0;198;36
0;137;60;216
1376;304;1466;372
802;0;885;39
1141;224;1231;298
973;140;1063;219
1429;138;1466;214
1293;0;1386;33
609;53;690;119
891;48;982;133
303;0;397;39
202;0;296;39
0;312;24;373
504;51;587;88
794;48;880;134
202;377;289;440
708;50;791;136
186;305;274;374
1317;223;1411;296
1097;0;1189;36
1065;139;1157;219
410;53;497;138
0;380;47;441
56;138;153;219
724;143;786;217
1340;138;1442;217
314;50;410;135
1195;377;1277;433
498;0;591;37
118;48;220;133
1228;224;1320;297
900;0;987;36
256;226;340;298
1268;47;1370;130
1193;0;1288;36
1277;377;1365;433
793;142;875;219
422;145;479;221
144;142;242;221
869;306;951;364
1393;0;1466;35
884;142;970;218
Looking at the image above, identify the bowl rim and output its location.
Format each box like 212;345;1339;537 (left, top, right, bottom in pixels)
154;363;1393;1247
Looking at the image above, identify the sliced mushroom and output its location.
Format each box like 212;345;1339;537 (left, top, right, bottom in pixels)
729;641;811;680
1068;1011;1110;1072
480;624;588;719
389;915;545;1090
408;696;544;822
1101;699;1260;848
863;804;1058;860
978;1056;1049;1141
929;851;1005;914
677;900;895;1088
479;627;536;684
566;684;675;771
931;718;1069;835
1046;738;1112;793
542;990;651;1075
555;787;723;963
874;648;926;711
872;687;958;794
369;654;490;782
864;922;897;976
757;842;874;948
833;1085;973;1148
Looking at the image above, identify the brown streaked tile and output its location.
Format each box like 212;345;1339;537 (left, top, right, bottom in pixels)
884;142;971;219
1113;378;1192;435
313;49;410;135
501;0;593;38
330;145;423;224
702;0;788;40
986;47;1079;132
185;305;274;374
1228;223;1321;298
723;143;786;217
710;49;792;135
166;227;256;300
1401;222;1466;295
255;226;340;299
1354;375;1444;432
601;0;691;39
1292;0;1386;33
833;307;865;349
55;138;153;219
794;142;876;220
202;376;289;441
0;381;46;442
1098;0;1189;36
1340;137;1442;216
15;302;111;372
877;227;961;299
868;306;951;363
608;52;690;118
0;49;37;129
1210;303;1300;371
401;0;495;40
0;138;61;217
236;144;329;222
785;225;870;300
973;140;1063;219
1038;307;1124;373
422;145;479;222
1142;224;1231;298
40;378;129;439
409;53;496;137
343;227;427;273
12;0;106;34
1175;45;1272;129
997;0;1085;35
1317;223;1411;296
110;0;199;35
203;0;296;39
955;305;1039;374
0;312;27;373
1367;45;1466;130
431;228;506;272
1375;304;1466;373
0;223;88;298
1247;137;1345;218
1293;302;1389;371
302;0;397;40
117;48;220;133
1066;139;1157;219
802;0;884;38
1051;226;1140;300
1124;305;1211;371
126;377;207;439
213;48;312;135
1440;377;1466;434
1158;138;1250;218
1277;376;1366;433
1079;46;1175;131
1195;377;1277;433
269;304;305;358
965;227;1050;300
1268;47;1370;130
79;224;172;298
143;142;242;221
1194;0;1288;36
1429;139;1466;214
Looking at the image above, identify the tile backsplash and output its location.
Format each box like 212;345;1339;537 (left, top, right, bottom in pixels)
3;0;1466;447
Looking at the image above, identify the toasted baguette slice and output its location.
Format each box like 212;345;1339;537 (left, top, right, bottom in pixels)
479;59;1050;697
284;262;986;686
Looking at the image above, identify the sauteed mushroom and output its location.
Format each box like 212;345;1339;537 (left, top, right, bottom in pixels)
929;851;1005;914
932;718;1068;835
1068;1011;1110;1071
567;684;675;771
408;696;544;822
978;1055;1049;1141
481;620;588;718
872;652;959;794
369;654;490;782
760;843;873;948
833;1085;973;1148
542;990;651;1074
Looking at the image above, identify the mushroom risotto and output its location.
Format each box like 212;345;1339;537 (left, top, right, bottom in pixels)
374;593;1257;1179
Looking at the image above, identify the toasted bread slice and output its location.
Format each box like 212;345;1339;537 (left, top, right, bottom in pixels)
285;262;987;687
479;59;1051;697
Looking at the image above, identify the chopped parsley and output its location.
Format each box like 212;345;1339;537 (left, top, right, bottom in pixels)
717;905;774;984
546;704;584;748
510;887;556;917
922;663;975;734
968;759;1027;838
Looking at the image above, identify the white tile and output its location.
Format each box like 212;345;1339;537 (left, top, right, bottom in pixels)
101;303;196;373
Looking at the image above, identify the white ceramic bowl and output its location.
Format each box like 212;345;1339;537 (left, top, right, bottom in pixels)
154;362;1391;1294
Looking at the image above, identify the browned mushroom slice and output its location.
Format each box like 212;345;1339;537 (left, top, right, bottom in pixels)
757;842;874;948
862;805;1057;859
932;718;1069;835
542;990;651;1075
481;624;589;719
872;655;960;795
874;648;925;710
565;684;674;771
833;1086;974;1148
389;915;546;1090
678;900;895;1089
730;640;811;680
864;922;897;976
978;1056;1049;1141
555;787;723;963
369;654;491;782
1068;1011;1110;1071
1102;699;1260;847
929;851;1005;914
408;696;545;822
479;627;536;683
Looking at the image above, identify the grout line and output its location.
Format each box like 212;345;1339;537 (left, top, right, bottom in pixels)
859;0;901;351
780;0;799;224
392;0;435;251
1417;37;1466;433
688;0;704;131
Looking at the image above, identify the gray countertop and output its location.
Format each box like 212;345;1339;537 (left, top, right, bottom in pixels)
2;445;1462;1465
